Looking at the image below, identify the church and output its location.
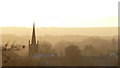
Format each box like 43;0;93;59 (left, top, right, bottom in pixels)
28;22;57;58
29;22;39;57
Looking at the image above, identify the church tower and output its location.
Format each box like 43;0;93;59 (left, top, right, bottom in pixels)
29;22;39;57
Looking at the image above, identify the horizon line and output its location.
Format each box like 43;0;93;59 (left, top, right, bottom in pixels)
0;26;119;28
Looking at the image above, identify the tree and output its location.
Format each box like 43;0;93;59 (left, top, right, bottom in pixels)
84;44;98;56
39;41;56;55
65;45;81;58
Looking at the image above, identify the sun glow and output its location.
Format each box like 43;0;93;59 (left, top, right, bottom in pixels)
0;0;118;27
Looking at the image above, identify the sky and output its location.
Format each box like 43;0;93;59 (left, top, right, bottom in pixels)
0;0;119;27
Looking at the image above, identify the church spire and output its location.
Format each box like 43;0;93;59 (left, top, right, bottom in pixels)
31;22;36;45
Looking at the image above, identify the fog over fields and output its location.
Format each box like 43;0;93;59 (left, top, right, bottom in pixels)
1;27;118;36
1;27;118;66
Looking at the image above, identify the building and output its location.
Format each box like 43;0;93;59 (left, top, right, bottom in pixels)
29;22;39;57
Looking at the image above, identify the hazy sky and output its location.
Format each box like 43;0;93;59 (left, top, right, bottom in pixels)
0;0;119;27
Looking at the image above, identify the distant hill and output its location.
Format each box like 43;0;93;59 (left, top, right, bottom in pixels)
2;34;117;46
0;27;118;36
